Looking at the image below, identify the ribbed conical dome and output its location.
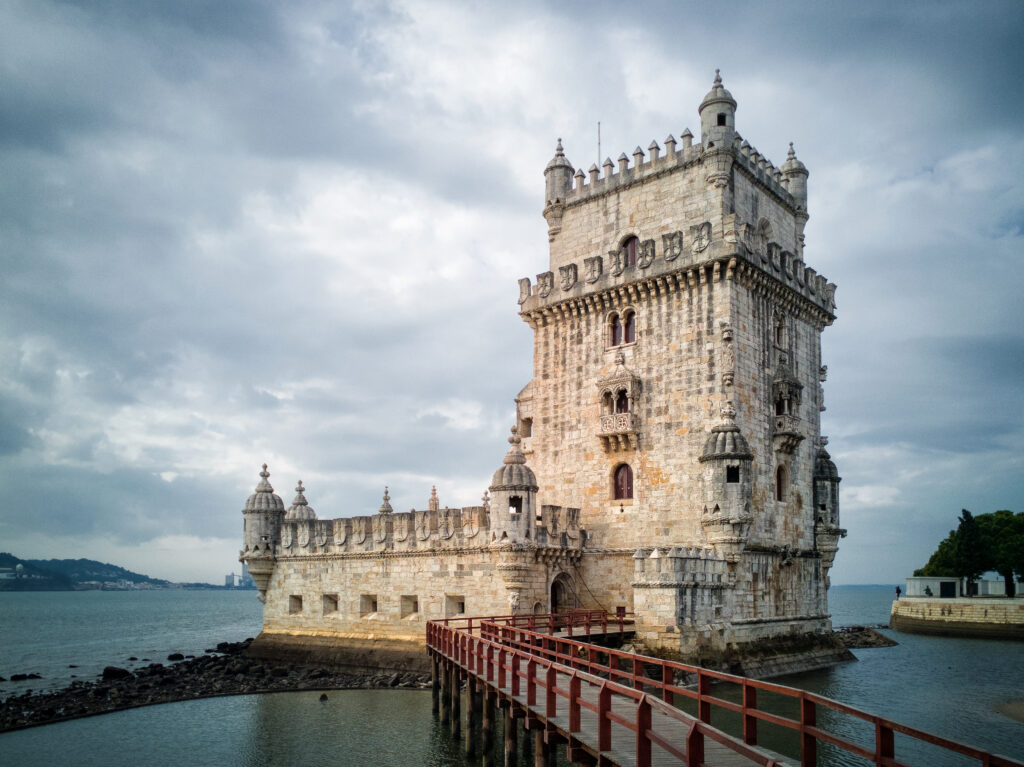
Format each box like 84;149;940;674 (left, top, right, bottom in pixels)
699;403;753;462
699;69;736;114
782;142;807;174
490;427;538;491
244;464;285;512
544;138;573;173
814;447;840;482
284;480;317;521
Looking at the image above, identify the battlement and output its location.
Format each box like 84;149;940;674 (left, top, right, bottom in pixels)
271;503;582;557
558;131;794;210
632;546;729;588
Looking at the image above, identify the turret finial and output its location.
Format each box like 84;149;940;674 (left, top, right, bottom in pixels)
714;68;722;86
378;486;393;514
428;485;440;511
260;463;269;479
721;401;737;421
555;138;563;155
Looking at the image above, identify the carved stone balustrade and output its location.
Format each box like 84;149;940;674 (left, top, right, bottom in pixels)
773;414;804;453
598;412;638;451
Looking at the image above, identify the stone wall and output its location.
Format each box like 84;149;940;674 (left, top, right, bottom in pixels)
890;598;1024;640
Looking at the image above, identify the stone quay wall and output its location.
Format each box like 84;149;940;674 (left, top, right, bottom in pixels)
890;597;1024;640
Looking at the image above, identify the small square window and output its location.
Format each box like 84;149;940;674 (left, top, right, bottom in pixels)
360;594;378;617
445;594;465;617
288;595;303;614
322;594;338;614
726;466;740;483
401;595;420;619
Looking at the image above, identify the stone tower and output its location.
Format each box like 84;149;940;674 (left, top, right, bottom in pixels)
516;72;845;662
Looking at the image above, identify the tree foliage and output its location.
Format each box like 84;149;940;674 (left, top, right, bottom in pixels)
914;510;1024;596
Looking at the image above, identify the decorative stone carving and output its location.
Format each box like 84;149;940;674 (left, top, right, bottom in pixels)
720;321;735;386
637;239;656;268
584;255;603;284
609;249;625;277
536;271;554;298
518;278;531;304
662;230;684;261
690;222;711;253
559;263;577;291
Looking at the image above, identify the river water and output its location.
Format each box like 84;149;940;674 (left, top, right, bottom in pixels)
1;586;1021;766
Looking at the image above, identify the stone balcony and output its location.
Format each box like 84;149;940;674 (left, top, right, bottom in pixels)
773;414;804;453
598;412;638;452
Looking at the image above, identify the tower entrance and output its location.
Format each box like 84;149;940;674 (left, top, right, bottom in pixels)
550;573;575;614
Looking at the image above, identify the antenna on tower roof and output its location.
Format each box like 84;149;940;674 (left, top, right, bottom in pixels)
597;121;601;167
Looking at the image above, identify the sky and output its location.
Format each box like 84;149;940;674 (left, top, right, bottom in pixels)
1;0;1022;585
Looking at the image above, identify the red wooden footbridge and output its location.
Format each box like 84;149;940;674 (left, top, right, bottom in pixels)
426;610;1023;767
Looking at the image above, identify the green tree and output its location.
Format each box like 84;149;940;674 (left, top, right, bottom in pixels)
914;533;958;577
978;510;1024;597
954;510;986;593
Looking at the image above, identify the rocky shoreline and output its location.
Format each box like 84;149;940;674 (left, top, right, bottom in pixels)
0;639;431;733
834;625;899;648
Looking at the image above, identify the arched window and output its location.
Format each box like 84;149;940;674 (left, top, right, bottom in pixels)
775;466;787;502
623;236;638;268
615;390;629;413
610;313;623;346
614;464;634;500
509;496;522;516
618;313;634;346
602;391;614;415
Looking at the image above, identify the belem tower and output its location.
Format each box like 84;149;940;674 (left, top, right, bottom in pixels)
240;72;848;676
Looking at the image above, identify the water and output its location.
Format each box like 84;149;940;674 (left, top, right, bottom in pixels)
1;587;1022;766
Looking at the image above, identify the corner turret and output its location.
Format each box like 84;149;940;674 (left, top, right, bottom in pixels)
698;403;754;561
488;426;539;544
240;463;285;601
699;69;737;146
543;139;574;240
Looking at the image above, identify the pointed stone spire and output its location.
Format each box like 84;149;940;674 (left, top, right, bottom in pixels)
378;486;393;514
428;485;440;511
503;426;527;466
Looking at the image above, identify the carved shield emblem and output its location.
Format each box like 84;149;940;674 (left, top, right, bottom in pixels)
559;263;577;291
297;522;310;548
584;255;603;283
690;222;711;253
609;249;625;277
536;271;554;298
637;239;655;268
662;231;683;262
333;519;349;545
281;525;293;549
518;278;531;304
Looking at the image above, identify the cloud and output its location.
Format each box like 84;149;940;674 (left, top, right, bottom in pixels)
0;0;1022;584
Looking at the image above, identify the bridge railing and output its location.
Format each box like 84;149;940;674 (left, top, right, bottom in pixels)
458;619;1024;767
428;617;783;767
430;609;633;639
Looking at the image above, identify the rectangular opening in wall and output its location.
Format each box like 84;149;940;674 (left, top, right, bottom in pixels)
360;594;378;617
519;417;532;437
322;594;338;615
445;594;465;617
288;595;303;614
726;466;740;483
401;595;420;619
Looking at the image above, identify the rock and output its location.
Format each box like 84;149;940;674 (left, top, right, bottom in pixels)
102;666;132;680
319;693;328;701
388;673;401;687
167;653;185;661
128;657;137;661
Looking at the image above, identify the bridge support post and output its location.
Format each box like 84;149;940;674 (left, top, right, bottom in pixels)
482;688;496;767
431;654;440;714
451;667;462;739
533;726;549;767
440;661;451;727
465;677;477;758
504;706;518;767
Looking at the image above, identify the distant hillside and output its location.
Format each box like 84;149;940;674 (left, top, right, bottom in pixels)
23;557;171;586
0;553;74;590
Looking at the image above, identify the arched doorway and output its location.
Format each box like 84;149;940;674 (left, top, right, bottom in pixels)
550;573;575;614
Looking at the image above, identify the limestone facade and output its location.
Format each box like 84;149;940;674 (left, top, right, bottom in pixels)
241;72;845;667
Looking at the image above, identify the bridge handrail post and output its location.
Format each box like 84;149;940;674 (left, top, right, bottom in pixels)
800;693;817;767
875;719;895;764
498;647;507;690
511;653;521;698
598;682;612;752
569;673;581;732
527;658;537;706
546;664;557;717
486;643;495;683
636;697;652;767
698;671;712;723
662;664;674;705
743;680;758;745
686;720;704;767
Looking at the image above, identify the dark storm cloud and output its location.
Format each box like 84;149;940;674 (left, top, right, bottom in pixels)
0;0;1021;581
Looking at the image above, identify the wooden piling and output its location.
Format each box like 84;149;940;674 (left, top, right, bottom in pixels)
504;705;517;767
534;726;549;767
482;688;496;767
451;666;461;739
440;661;450;726
465;677;477;757
431;654;440;714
